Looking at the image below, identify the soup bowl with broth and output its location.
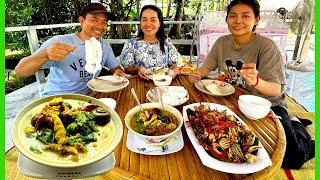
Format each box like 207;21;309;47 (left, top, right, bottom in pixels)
125;103;183;143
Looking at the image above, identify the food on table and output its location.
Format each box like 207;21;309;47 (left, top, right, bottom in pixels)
205;82;221;95
161;86;188;105
204;80;228;95
186;104;260;163
153;75;173;86
156;78;166;82
24;97;112;161
131;108;178;136
179;62;196;75
145;67;173;79
85;37;102;75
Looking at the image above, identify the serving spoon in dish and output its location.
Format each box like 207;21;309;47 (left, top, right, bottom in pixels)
157;87;164;109
131;88;143;111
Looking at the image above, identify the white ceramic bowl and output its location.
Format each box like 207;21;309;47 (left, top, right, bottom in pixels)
124;103;183;143
153;75;172;86
238;95;272;120
99;98;117;110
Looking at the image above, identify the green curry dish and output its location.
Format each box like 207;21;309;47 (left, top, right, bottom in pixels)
26;133;35;138
66;122;78;135
75;111;95;123
77;120;98;136
36;129;55;145
67;133;97;146
66;111;98;136
30;146;42;154
62;102;72;109
30;113;40;127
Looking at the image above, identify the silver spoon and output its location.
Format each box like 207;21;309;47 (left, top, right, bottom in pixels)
157;87;164;109
131;88;143;111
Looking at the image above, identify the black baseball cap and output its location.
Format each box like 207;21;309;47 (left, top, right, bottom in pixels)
80;3;115;20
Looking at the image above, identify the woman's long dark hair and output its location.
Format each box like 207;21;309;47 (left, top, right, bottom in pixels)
226;0;260;32
137;5;166;53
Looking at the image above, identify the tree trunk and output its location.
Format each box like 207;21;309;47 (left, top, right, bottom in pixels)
136;0;140;20
41;0;49;25
168;0;184;39
109;0;117;38
166;0;171;18
108;0;133;39
72;0;80;21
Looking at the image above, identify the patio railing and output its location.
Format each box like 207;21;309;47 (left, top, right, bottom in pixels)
5;20;196;54
5;20;197;91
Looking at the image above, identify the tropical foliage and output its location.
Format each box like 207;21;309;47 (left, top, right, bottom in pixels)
4;0;219;94
5;0;218;53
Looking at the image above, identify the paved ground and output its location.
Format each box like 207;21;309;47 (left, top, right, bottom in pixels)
5;82;45;152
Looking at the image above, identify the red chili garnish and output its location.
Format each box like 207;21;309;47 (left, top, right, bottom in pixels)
207;145;228;160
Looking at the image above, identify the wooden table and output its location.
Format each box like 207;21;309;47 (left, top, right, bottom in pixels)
89;75;286;180
5;75;286;179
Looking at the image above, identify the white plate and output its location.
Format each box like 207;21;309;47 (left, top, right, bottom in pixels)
182;103;272;174
145;67;175;80
87;75;129;93
146;86;189;106
11;94;123;168
18;152;115;179
195;79;235;96
126;130;184;155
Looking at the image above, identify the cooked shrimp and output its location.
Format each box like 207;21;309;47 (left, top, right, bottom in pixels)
44;144;62;152
44;113;68;145
62;146;79;161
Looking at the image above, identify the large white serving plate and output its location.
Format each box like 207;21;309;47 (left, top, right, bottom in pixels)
11;94;123;168
182;103;272;174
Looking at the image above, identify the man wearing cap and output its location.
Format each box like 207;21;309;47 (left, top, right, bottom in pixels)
15;3;124;95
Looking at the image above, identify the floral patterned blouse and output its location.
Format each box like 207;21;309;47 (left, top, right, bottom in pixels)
120;38;179;69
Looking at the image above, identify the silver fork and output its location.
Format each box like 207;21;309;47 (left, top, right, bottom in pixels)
93;76;127;86
157;87;164;109
199;80;210;92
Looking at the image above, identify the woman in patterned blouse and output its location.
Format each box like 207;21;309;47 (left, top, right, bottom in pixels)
120;5;180;79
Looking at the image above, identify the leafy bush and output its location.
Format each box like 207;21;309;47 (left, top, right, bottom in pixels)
5;72;36;94
5;0;89;52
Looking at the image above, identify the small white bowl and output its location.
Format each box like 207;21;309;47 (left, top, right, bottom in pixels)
124;103;183;143
99;98;116;110
153;75;172;86
238;95;272;120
